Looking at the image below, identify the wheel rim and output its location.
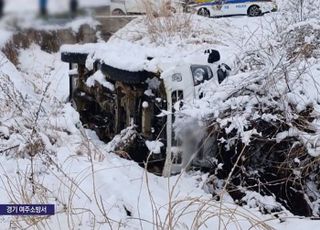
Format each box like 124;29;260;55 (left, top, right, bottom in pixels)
112;9;124;15
198;8;209;17
249;6;260;16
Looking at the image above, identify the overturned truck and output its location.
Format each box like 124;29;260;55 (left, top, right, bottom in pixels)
61;43;231;175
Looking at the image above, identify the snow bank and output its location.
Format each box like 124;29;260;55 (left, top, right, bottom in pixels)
18;44;69;101
0;51;35;98
0;30;13;48
61;14;236;73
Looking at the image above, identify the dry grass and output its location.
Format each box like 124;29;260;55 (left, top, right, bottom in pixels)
141;0;193;44
140;168;276;230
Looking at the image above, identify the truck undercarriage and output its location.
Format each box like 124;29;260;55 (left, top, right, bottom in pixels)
61;48;228;175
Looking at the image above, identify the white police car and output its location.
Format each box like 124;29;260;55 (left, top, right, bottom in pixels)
194;0;277;17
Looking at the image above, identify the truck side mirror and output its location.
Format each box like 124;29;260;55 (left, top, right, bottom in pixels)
205;49;220;64
217;63;231;84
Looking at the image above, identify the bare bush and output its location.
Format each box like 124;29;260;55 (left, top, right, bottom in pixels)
141;0;192;44
282;0;320;22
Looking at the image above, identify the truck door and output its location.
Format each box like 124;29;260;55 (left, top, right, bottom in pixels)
225;0;249;15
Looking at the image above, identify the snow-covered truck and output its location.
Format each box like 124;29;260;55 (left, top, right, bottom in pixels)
60;40;231;175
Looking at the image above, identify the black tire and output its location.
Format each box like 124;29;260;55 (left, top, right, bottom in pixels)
197;8;210;17
206;49;221;63
61;52;88;64
247;5;261;17
112;9;125;16
101;63;154;85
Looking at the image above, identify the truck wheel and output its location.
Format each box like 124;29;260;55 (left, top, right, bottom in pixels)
247;5;261;17
101;63;153;85
112;9;125;15
197;8;210;17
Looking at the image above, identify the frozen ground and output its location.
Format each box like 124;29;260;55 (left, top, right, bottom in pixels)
1;1;320;229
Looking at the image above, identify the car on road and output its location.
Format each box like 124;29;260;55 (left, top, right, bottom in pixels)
110;0;184;15
193;0;277;17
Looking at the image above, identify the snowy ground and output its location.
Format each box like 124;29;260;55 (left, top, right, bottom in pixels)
1;0;320;229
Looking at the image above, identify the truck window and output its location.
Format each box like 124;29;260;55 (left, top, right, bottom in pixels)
172;90;183;107
171;90;184;164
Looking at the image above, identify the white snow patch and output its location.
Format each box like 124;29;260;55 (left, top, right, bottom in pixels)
145;140;164;154
142;101;149;108
0;30;13;48
0;126;9;138
18;44;69;101
86;70;115;91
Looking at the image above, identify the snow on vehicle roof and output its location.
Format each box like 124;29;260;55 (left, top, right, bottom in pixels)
61;15;232;73
61;41;212;73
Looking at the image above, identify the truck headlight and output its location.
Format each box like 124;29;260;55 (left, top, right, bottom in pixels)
172;73;182;82
190;65;213;86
